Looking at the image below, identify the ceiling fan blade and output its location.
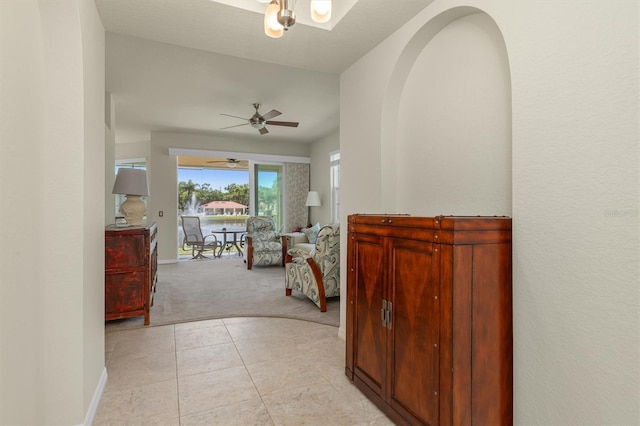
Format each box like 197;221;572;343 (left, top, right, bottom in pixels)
265;120;299;127
220;113;249;121
260;109;281;121
220;123;249;130
259;127;269;135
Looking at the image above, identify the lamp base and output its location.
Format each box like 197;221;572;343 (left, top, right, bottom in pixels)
120;194;146;226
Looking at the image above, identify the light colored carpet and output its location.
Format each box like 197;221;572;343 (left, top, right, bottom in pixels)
105;256;340;331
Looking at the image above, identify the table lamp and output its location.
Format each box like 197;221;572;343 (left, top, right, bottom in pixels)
112;168;149;226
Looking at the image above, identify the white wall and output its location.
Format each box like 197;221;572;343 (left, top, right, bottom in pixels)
0;2;46;421
105;92;116;224
309;129;340;225
341;0;639;424
79;0;107;420
396;13;511;216
0;0;106;424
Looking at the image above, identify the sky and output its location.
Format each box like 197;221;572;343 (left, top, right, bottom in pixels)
178;168;249;190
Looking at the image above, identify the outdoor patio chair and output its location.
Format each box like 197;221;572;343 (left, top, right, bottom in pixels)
180;216;222;259
243;216;286;269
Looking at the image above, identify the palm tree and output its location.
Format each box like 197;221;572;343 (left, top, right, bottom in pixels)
178;180;200;211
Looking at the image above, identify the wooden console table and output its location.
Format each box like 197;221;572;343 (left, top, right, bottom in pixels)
105;222;158;325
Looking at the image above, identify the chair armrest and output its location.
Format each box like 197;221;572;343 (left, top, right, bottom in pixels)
287;248;310;259
203;234;220;246
305;257;327;312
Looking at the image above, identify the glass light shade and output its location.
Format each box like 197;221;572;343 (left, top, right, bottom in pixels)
305;191;321;207
264;1;283;38
310;0;331;23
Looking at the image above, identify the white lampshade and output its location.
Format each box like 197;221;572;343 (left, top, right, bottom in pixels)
112;168;149;196
310;0;331;23
305;191;321;207
112;168;149;226
264;0;283;38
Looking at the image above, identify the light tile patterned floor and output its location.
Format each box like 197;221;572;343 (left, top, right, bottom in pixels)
96;317;393;425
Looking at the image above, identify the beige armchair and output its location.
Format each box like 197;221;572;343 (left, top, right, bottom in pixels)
243;216;286;270
285;224;340;312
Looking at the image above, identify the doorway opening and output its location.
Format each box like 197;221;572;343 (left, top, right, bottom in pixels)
177;156;249;260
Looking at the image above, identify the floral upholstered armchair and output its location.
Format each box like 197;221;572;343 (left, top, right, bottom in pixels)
285;224;340;312
244;216;286;270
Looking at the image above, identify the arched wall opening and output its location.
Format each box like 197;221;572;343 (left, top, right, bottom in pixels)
381;7;512;217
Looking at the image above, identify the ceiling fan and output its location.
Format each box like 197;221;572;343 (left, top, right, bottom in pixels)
206;158;248;168
220;103;299;135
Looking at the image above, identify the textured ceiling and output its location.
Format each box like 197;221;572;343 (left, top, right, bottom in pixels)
96;0;434;144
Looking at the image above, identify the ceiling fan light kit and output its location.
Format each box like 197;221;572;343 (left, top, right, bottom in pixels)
205;158;248;169
263;0;331;38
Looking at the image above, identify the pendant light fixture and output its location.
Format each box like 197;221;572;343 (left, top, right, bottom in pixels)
263;0;331;37
277;0;296;31
264;0;283;38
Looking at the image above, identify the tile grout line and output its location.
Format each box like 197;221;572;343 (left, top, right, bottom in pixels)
224;319;278;426
172;324;183;424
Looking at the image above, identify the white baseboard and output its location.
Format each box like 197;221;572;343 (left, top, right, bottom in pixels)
158;259;178;264
338;325;346;340
83;367;108;425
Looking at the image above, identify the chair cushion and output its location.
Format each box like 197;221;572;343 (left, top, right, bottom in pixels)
252;240;282;252
294;243;315;255
303;223;321;244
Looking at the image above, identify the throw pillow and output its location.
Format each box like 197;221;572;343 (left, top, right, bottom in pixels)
303;223;321;244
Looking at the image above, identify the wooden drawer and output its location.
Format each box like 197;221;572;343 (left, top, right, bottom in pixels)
105;270;145;317
105;233;146;269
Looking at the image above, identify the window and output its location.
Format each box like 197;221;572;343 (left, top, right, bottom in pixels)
255;163;283;231
330;151;340;223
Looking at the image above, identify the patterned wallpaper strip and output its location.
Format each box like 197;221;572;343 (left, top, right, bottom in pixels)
284;163;310;232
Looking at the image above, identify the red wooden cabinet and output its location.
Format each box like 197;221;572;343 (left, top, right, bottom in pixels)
346;215;512;425
105;223;158;325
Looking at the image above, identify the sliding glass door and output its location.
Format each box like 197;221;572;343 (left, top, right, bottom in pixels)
255;164;283;231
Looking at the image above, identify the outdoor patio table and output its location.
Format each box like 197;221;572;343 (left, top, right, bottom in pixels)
212;228;245;258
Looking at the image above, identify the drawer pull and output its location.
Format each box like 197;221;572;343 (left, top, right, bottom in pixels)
387;302;393;330
381;299;388;327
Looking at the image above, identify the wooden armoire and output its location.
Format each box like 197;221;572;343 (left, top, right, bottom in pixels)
345;214;512;425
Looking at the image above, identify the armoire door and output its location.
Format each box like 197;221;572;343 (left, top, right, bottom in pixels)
388;237;439;425
351;232;387;399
